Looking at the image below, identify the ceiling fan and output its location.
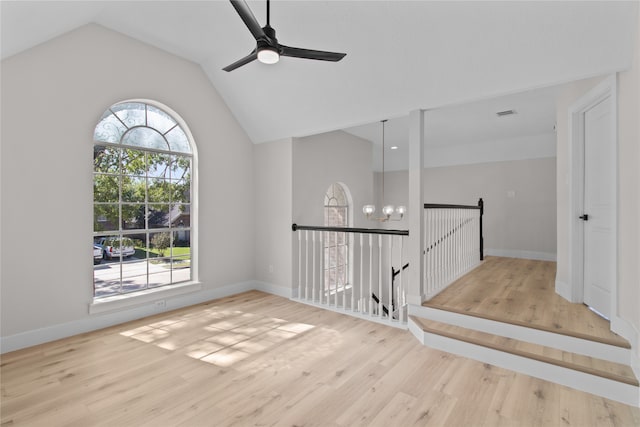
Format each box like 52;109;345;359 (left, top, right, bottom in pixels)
223;0;346;72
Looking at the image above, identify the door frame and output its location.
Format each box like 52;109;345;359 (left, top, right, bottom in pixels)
567;74;617;316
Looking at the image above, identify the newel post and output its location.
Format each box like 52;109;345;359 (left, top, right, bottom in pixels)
478;198;484;261
407;109;425;305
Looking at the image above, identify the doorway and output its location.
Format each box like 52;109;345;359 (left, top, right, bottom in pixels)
568;75;617;319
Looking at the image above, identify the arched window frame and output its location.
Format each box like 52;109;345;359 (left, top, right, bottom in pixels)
323;183;353;295
92;100;198;300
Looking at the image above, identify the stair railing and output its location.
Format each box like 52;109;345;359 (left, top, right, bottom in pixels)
423;198;484;300
292;224;409;326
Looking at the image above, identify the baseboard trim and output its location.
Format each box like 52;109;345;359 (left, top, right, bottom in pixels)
486;249;557;261
0;280;291;354
555;279;575;302
253;281;293;299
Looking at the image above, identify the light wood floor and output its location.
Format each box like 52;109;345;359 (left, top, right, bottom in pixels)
425;256;630;347
2;291;639;426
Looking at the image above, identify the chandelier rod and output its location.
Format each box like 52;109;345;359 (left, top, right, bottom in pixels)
381;119;387;208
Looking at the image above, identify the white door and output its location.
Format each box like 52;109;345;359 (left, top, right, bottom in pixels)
582;96;615;319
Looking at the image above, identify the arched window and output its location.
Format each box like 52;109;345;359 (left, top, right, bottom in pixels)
324;183;350;294
93;101;194;298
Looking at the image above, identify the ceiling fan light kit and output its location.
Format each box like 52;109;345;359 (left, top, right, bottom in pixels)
257;45;279;64
224;0;346;72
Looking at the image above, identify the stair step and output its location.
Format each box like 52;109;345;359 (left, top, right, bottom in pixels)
421;303;631;349
409;315;638;387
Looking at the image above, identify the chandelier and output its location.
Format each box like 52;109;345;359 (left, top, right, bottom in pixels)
363;119;406;222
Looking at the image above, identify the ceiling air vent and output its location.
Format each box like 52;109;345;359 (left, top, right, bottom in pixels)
496;109;517;117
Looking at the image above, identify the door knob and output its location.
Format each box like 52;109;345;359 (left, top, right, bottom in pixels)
579;214;589;221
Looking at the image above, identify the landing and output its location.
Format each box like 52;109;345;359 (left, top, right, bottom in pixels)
423;256;629;348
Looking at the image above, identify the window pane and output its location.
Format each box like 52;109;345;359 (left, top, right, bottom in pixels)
122;127;168;151
94;145;120;173
147;105;177;134
149;231;172;257
148;205;170;229
94;113;127;143
172;229;190;281
122;176;145;203
170;204;189;227
148;178;170;203
148;153;171;178
127;233;147;259
171;156;191;180
148;266;172;288
94;174;119;203
172;257;191;283
121;149;146;176
112;102;146;128
171;180;190;203
94;204;119;232
94;253;121;298
337;265;347;286
338;245;348;267
165;126;190;153
122;204;145;230
122;259;148;293
172;230;190;256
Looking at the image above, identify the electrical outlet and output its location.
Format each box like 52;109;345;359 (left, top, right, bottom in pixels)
154;300;166;309
269;264;274;274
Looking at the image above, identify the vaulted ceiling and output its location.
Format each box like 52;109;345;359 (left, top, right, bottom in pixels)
1;1;638;146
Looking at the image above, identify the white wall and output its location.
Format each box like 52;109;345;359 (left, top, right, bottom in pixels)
424;133;556;169
292;130;373;228
253;139;293;294
381;157;558;260
555;11;639;358
616;8;640;359
0;25;255;345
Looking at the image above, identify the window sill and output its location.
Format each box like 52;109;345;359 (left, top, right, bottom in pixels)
89;281;202;315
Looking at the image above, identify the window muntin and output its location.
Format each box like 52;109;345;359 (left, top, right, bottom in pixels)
324;183;350;293
93;102;193;299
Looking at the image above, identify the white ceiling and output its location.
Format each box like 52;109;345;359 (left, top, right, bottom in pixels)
1;1;638;147
343;83;562;170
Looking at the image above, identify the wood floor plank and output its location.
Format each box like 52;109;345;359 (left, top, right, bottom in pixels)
424;257;630;347
2;290;638;426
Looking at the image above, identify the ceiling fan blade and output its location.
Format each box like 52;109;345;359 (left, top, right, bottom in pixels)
280;45;346;62
223;50;258;72
229;0;266;41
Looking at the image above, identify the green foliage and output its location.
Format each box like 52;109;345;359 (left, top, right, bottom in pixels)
151;232;171;257
93;145;191;232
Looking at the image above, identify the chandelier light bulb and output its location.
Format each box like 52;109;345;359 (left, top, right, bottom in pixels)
382;205;395;217
396;205;407;216
363;205;376;216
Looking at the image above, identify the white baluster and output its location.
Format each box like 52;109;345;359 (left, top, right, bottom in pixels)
388;234;393;321
359;233;363;313
368;234;373;315
319;231;324;303
304;230;309;301
378;234;382;317
334;231;339;309
298;231;302;299
311;230;316;302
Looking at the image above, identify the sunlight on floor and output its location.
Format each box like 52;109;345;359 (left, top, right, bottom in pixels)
119;305;316;368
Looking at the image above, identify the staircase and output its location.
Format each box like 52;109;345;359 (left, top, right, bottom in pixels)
408;304;639;407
